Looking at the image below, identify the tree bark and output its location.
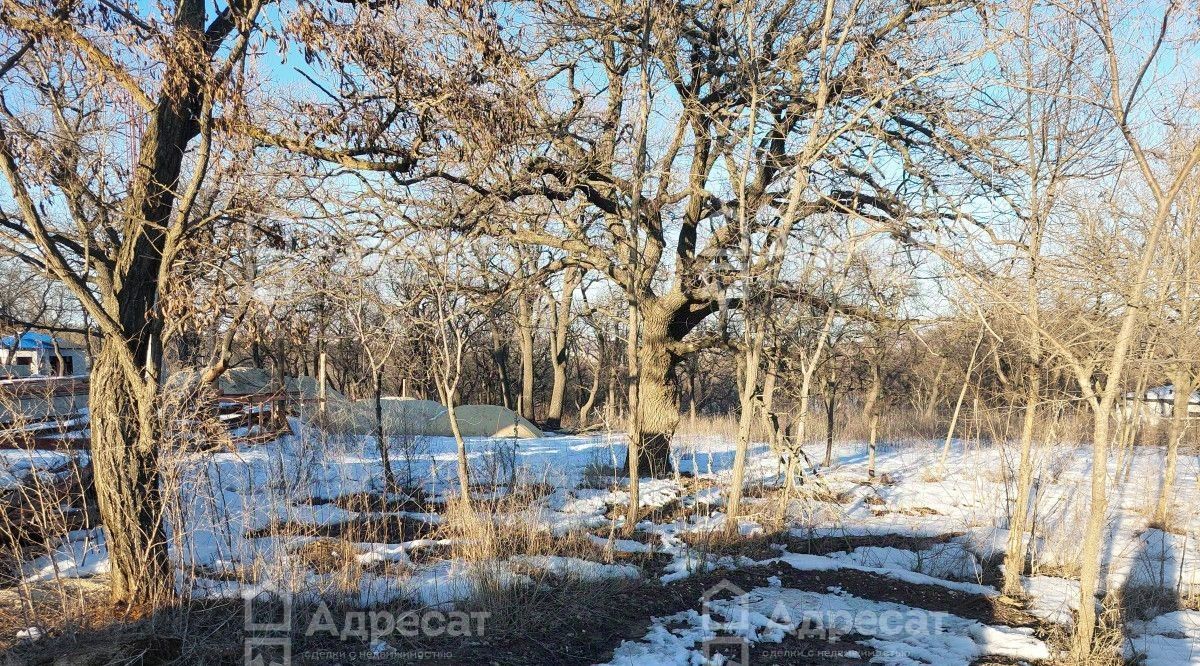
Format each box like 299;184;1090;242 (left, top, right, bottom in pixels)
89;340;170;606
578;357;601;429
489;323;513;410
85;0;221;606
623;299;683;479
823;375;837;467
924;357;947;419
726;323;765;531
1003;366;1040;596
863;364;882;479
516;295;535;422
1155;372;1192;526
374;369;398;492
545;268;580;430
447;406;472;502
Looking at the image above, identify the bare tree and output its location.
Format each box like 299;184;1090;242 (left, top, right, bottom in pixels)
545;267;582;431
0;0;268;605
1151;160;1200;528
980;0;1105;598
272;0;990;485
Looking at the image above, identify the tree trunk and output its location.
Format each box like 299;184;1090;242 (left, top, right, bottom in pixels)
436;381;472;505
762;355;778;414
924;357;947;419
762;352;781;454
545;269;580;430
823;378;836;467
85;0;214;606
545;348;568;430
1003;367;1040;596
489;324;513;411
940;327;984;468
624;302;681;479
1072;400;1113;656
578;358;601;429
863;364;882;479
516;296;535;422
375;370;398;492
448;406;472;502
1155;372;1192;526
89;340;170;607
726;327;765;531
624;300;642;534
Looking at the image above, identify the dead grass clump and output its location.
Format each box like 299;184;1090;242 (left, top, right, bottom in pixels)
191;561;259;584
605;498;691;524
1081;594;1132;666
919;467;947;483
1145;516;1187;535
737;483;774;499
547;529;612;560
591;525;656;545
980;466;1008;485
681;530;778;562
444;502;525;561
579;459;621;490
1112;584;1184;622
249;513;438;543
1037;562;1081;581
403;540;455;565
292;537;362;574
441;495;568;564
801;485;855;505
679;475;718;495
675;414;771;442
316;489;432;514
511;481;555;503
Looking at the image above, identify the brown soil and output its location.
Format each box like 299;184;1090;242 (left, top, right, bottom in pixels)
777;531;960;557
1;531;1055;665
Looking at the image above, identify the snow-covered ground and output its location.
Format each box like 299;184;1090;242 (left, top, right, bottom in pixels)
4;424;1200;663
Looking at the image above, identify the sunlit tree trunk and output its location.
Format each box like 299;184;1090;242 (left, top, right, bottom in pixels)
1155;371;1193;526
545;268;581;430
516;295;535;421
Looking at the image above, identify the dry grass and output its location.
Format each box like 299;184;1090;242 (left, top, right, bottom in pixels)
292;537;363;574
579;457;622;490
679;529;779;561
0;390;1189;664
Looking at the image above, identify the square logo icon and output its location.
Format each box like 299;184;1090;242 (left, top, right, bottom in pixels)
244;636;291;666
702;635;749;666
244;590;292;632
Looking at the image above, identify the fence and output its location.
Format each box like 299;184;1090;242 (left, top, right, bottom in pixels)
0;376;301;450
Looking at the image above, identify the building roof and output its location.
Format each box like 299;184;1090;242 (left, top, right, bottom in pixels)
1128;384;1200;405
0;331;83;351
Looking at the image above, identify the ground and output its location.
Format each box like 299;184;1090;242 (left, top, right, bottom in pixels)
1;423;1198;664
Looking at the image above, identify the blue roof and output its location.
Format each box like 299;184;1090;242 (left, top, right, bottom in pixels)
1;331;60;350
